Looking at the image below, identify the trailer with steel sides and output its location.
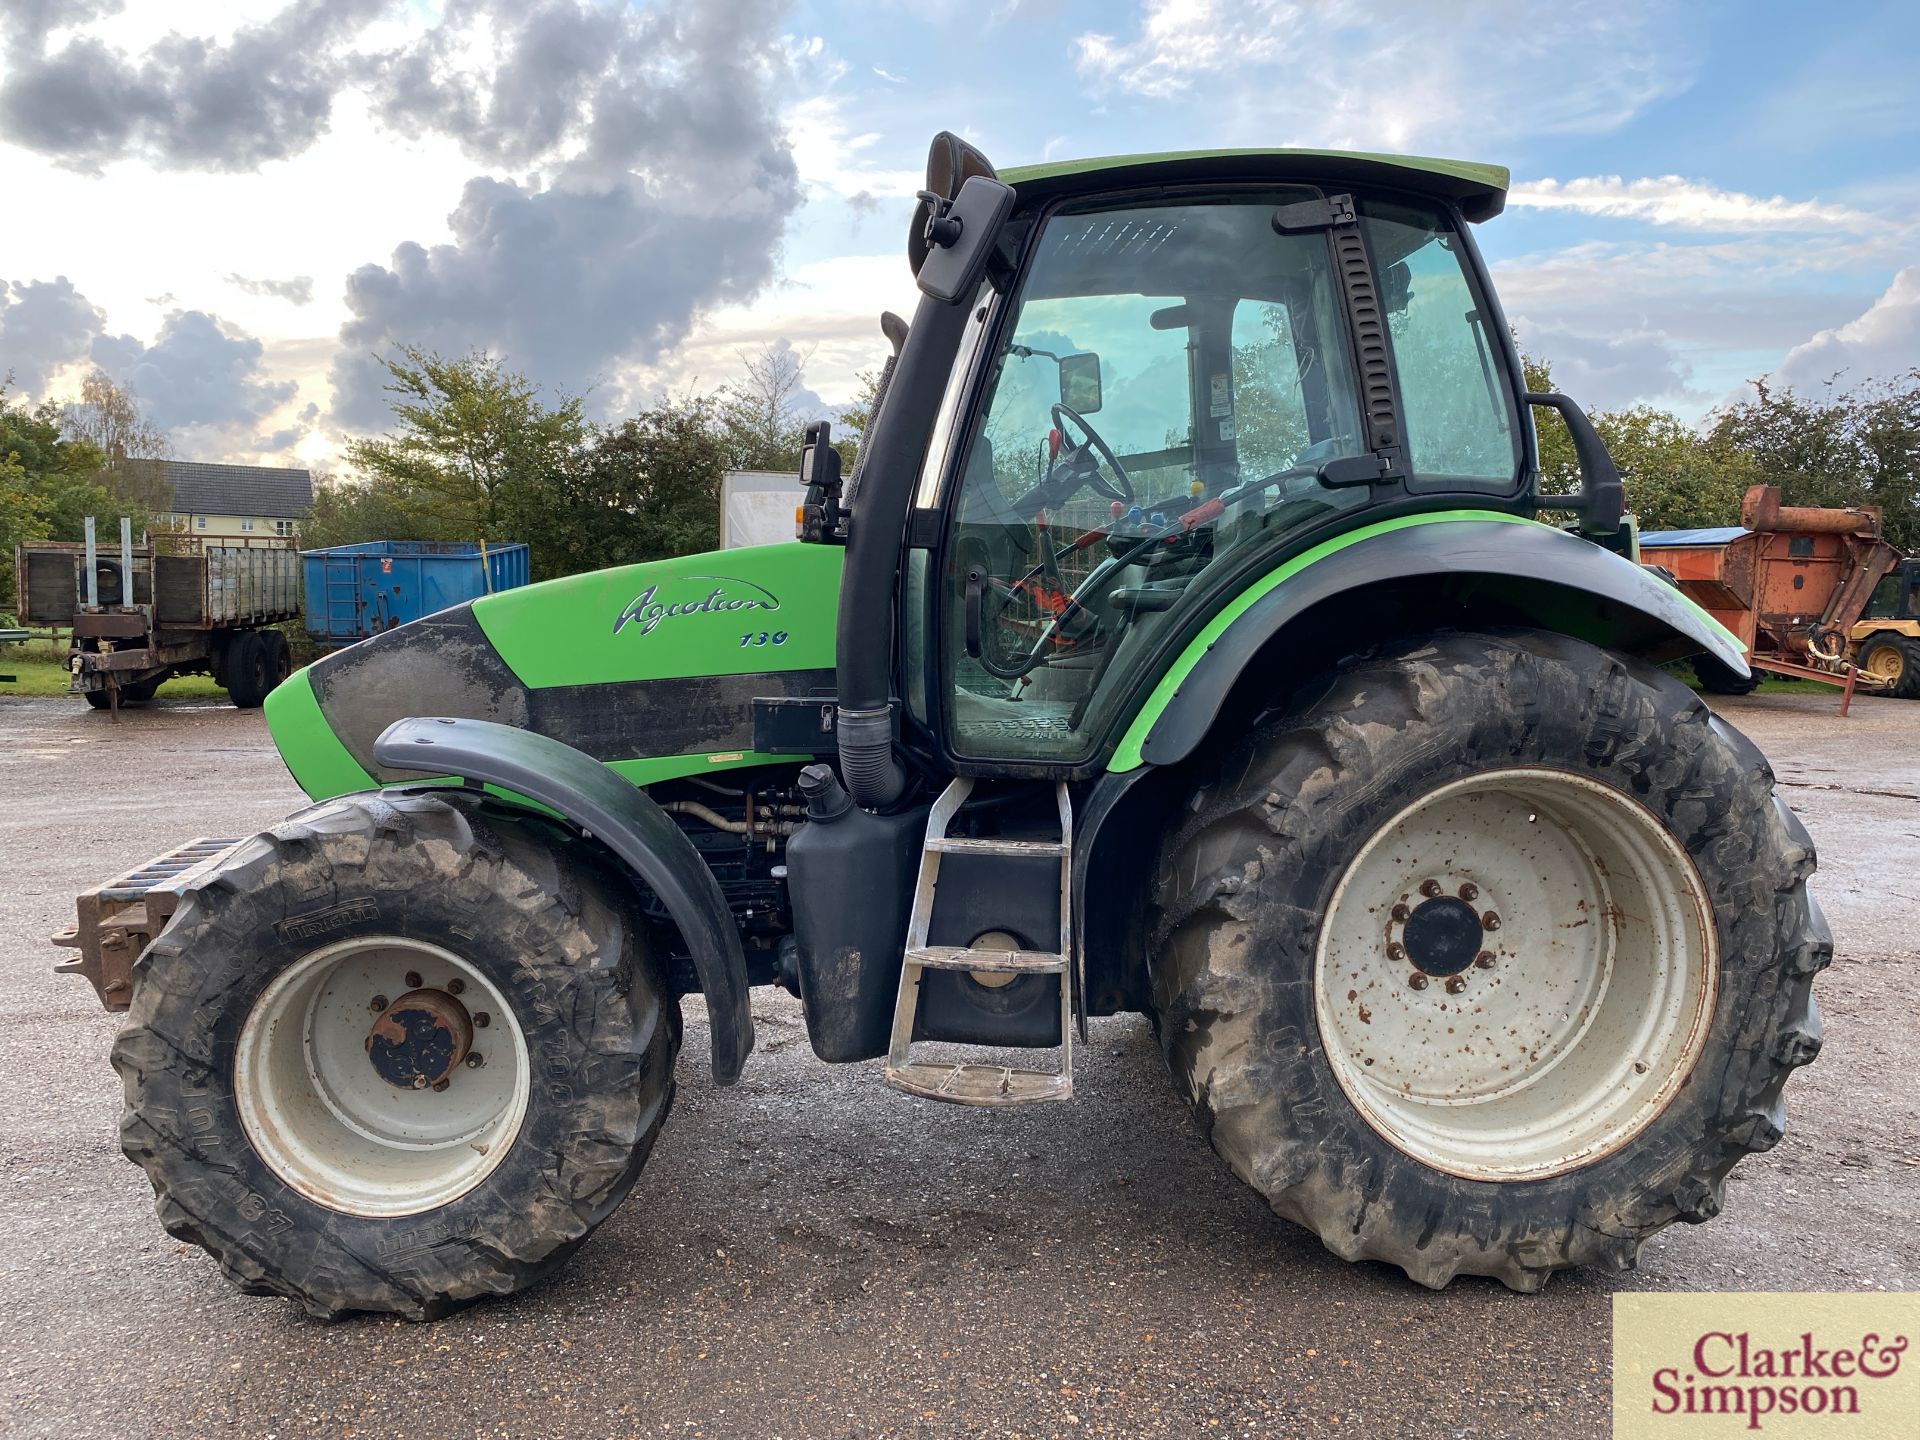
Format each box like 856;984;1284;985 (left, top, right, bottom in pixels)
14;520;299;710
1640;484;1911;697
53;134;1825;1321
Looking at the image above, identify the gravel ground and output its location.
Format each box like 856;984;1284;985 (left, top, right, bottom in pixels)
0;688;1914;1439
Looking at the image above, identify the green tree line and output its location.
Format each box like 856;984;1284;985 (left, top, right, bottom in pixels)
303;344;876;578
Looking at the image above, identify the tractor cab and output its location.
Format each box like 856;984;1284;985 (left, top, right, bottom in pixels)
805;135;1623;792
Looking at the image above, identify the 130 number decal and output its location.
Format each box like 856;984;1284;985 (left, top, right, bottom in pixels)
739;631;790;647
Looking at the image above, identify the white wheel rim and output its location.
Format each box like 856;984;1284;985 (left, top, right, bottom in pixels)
233;936;531;1217
1313;768;1718;1181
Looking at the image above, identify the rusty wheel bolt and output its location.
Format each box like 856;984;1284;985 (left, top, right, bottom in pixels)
1444;976;1468;995
445;978;465;996
404;971;423;989
1482;913;1502;932
1390;903;1410;923
1474;951;1496;969
1386;942;1406;961
1419;879;1443;898
465;1053;485;1069
431;1078;451;1092
1458;882;1479;901
1407;973;1429;990
474;1012;491;1028
368;994;388;1014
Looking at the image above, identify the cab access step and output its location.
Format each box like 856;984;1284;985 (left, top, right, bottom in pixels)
885;777;1076;1106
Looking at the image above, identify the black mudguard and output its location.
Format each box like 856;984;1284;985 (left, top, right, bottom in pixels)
375;716;752;1085
1134;518;1747;767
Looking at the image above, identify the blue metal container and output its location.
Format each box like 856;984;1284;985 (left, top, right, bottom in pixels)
302;540;531;644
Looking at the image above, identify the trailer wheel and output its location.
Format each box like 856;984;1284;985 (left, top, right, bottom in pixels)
1858;634;1920;699
1690;652;1760;695
1151;629;1825;1291
113;790;678;1320
225;632;274;708
83;676;161;709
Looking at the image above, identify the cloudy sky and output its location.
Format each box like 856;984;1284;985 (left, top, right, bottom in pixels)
0;0;1914;470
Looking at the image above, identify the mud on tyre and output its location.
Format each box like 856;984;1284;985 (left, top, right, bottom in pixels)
112;789;677;1320
1151;629;1828;1290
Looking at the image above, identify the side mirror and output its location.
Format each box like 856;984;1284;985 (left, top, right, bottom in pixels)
1526;392;1623;537
1058;352;1102;414
915;176;1016;305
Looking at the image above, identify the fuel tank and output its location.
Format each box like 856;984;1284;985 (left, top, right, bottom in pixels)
263;542;843;800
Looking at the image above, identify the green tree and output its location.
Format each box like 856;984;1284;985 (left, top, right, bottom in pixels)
1596;406;1757;532
345;347;586;544
299;468;428;550
1707;372;1920;552
1;379;133;611
530;400;729;576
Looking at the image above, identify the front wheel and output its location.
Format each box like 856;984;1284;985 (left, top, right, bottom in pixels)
1151;630;1827;1290
1858;634;1920;699
113;791;677;1319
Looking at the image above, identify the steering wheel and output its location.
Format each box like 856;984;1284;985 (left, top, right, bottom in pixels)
1050;403;1133;503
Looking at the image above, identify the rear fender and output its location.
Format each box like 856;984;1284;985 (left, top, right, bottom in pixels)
374;716;752;1085
1112;516;1746;771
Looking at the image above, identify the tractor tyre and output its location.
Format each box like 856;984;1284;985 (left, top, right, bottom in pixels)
225;632;274;708
1150;629;1826;1291
1857;634;1920;699
113;789;678;1320
1691;652;1760;695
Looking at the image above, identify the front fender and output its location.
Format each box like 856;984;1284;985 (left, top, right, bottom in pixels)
1112;515;1746;771
374;716;752;1085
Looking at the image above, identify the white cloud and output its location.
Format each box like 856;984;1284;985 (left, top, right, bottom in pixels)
1509;319;1694;411
1511;176;1867;231
1072;0;1698;150
1773;267;1920;393
871;65;905;84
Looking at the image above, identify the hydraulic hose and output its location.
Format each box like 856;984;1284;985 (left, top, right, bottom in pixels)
835;290;976;809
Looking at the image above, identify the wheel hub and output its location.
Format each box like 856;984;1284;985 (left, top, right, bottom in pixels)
1313;768;1718;1182
366;988;473;1089
1399;895;1484;978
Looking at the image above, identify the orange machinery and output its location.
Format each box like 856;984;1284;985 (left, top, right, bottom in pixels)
1639;485;1903;690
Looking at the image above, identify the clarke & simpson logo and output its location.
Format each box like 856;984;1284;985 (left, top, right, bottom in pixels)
612;576;780;637
1615;1294;1918;1439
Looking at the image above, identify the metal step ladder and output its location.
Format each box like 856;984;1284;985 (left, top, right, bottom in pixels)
884;777;1075;1106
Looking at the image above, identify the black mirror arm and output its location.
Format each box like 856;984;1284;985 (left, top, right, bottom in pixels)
1527;392;1623;536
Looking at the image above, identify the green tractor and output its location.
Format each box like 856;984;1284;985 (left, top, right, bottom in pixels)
68;135;1827;1319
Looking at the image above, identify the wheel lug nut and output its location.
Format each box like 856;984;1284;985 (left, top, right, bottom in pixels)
368;994;388;1013
1458;882;1478;901
1482;913;1501;932
1474;951;1496;969
465;1053;485;1068
1418;880;1443;898
404;971;423;989
474;1012;491;1028
1444;976;1467;995
431;1078;451;1092
1386;942;1405;961
411;1075;428;1089
1390;903;1410;923
1407;973;1429;990
445;978;465;995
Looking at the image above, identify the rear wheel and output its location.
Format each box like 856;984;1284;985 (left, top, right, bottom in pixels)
1857;634;1920;698
1151;630;1826;1290
225;632;273;708
114;791;677;1319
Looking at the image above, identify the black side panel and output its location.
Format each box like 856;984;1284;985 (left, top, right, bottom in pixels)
310;605;833;781
374;716;753;1085
1138;520;1749;768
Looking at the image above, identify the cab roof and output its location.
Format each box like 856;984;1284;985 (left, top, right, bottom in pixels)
999;148;1511;223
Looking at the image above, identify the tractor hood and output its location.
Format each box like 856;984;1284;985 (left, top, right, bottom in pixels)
264;542;843;801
